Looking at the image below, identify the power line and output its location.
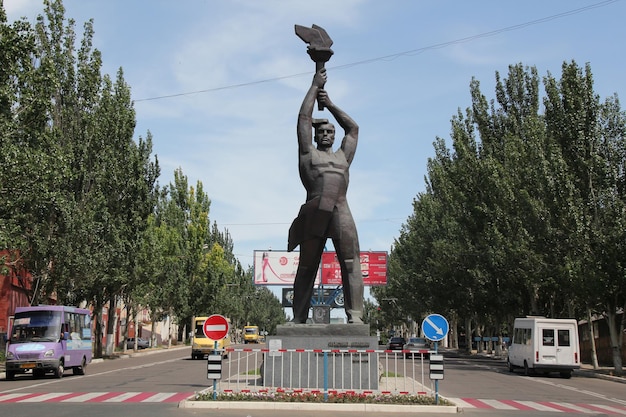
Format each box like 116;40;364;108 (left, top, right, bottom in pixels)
134;0;618;103
220;218;405;227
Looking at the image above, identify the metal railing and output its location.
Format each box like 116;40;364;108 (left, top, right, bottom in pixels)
216;347;434;396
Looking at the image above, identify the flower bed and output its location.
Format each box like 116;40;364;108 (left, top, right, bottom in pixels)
194;390;454;406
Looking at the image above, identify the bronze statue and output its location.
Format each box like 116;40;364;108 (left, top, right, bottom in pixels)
288;25;364;324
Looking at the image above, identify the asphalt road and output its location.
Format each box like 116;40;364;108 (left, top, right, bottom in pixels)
1;346;625;416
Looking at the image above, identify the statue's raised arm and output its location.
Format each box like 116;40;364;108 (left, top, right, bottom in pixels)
317;88;359;164
297;69;327;154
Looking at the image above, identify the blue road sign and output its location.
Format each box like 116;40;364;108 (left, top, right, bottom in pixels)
422;314;449;342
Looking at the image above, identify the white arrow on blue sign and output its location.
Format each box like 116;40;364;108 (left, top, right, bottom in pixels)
422;314;449;342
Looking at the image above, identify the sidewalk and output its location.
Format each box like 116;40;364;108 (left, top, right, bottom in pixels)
578;362;626;384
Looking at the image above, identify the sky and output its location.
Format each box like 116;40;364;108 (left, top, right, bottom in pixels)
5;0;626;275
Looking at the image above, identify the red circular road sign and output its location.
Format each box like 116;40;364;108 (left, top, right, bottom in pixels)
203;314;229;340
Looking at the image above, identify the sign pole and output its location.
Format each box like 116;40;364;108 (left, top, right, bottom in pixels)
434;341;439;405
213;340;218;400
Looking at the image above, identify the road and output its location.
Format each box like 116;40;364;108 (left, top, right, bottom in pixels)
439;352;626;412
0;346;625;416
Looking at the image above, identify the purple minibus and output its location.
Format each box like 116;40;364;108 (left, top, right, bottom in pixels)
5;305;93;380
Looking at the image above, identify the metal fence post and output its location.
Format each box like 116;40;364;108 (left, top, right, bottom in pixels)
323;351;328;402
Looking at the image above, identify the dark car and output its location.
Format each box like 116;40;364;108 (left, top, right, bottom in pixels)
125;337;149;350
386;336;406;351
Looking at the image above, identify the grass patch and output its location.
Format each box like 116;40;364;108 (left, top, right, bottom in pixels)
243;368;260;375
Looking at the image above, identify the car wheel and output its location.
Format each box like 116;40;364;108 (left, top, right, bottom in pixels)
333;290;344;307
74;357;86;375
6;371;15;381
507;358;514;372
54;361;64;379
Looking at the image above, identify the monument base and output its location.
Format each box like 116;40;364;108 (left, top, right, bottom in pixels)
263;324;379;390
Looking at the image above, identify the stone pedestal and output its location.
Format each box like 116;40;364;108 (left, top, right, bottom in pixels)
262;324;379;390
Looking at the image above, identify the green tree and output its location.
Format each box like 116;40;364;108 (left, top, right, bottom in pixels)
0;0;160;357
384;62;625;372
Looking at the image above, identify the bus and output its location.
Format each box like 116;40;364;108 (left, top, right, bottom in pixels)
5;305;93;380
244;325;260;343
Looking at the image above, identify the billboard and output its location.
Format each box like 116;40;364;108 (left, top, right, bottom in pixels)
253;250;387;286
321;251;388;286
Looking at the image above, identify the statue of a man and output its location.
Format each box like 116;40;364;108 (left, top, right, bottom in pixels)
288;68;364;324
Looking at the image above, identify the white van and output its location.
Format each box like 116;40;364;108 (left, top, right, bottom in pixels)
507;317;580;378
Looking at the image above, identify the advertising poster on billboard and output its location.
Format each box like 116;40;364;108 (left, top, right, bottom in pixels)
253;250;387;286
253;250;321;285
321;251;388;286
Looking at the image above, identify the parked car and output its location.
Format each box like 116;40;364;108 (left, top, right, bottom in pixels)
404;337;430;359
125;337;149;350
386;336;406;351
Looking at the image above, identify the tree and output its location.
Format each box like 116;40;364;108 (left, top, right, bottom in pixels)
383;61;625;373
0;0;160;357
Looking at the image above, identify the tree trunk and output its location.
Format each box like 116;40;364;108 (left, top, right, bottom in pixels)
495;319;503;357
135;313;140;347
464;316;472;353
449;314;458;349
151;315;157;348
93;300;103;359
587;308;599;369
530;284;540;315
477;325;484;353
105;294;117;356
605;308;624;377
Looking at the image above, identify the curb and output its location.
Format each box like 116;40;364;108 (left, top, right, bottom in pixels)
576;368;626;384
178;399;459;413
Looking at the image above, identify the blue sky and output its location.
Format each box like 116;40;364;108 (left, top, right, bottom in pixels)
6;0;626;273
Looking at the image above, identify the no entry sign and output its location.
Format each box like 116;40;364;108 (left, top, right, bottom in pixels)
202;314;229;340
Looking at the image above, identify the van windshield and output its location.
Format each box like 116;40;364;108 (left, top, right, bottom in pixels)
10;311;62;343
194;322;207;338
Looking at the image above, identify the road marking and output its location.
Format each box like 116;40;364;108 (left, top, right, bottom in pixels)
480;399;518;410
542;401;596;413
59;392;109;402
102;392;141;402
448;398;626;413
515;400;566;412
582;403;626;415
2;392;626;411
